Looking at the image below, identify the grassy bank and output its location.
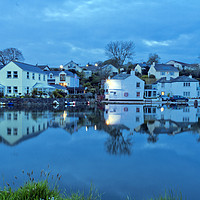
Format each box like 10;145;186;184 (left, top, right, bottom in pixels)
0;181;185;200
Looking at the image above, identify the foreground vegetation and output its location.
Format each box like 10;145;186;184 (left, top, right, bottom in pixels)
0;181;185;200
0;170;185;200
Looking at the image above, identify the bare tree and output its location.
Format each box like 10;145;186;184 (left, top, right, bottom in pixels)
0;48;24;66
105;41;135;68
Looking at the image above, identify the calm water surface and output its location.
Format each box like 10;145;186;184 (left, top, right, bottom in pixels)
0;104;200;200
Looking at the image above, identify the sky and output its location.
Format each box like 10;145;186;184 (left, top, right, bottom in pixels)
1;0;200;67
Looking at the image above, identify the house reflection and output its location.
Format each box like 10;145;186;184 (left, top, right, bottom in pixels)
104;104;200;143
0;110;49;146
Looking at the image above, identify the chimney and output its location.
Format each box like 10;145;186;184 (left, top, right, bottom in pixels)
131;69;135;76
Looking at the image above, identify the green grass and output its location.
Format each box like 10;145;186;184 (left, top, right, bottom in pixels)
0;180;102;200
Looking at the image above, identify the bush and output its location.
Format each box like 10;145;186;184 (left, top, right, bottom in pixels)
149;74;156;79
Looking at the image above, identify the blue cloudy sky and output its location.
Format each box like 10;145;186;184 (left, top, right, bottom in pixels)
1;0;200;67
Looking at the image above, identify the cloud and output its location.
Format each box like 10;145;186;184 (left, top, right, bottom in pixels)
143;40;171;47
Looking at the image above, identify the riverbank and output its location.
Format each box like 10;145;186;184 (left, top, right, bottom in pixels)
0;181;184;200
0;97;96;108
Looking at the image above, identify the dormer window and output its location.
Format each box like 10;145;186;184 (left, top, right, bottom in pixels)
49;73;53;79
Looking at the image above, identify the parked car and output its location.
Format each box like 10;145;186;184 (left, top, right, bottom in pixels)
170;95;189;102
161;95;170;101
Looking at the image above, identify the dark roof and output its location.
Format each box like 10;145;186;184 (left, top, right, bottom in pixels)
154;64;179;72
12;61;46;74
82;65;100;72
111;74;130;80
0;65;4;70
155;75;198;84
37;65;50;71
166;60;190;66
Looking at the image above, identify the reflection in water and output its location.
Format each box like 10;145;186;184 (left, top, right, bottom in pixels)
1;104;200;152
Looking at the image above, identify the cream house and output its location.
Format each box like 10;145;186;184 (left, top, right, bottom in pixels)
148;62;179;79
104;71;144;100
0;61;48;96
63;60;82;72
46;70;79;88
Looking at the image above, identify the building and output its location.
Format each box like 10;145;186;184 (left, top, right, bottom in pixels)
155;75;200;98
135;63;150;75
0;61;49;96
148;62;179;79
46;70;79;88
104;71;144;100
166;60;190;70
63;60;82;72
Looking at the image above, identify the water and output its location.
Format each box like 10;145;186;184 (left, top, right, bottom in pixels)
0;104;200;200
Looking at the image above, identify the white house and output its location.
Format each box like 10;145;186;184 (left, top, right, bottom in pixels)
0;110;48;145
63;60;82;72
135;63;150;75
0;61;49;96
46;70;79;88
166;60;190;70
101;64;118;75
155;75;200;98
104;104;144;133
148;63;179;79
104;71;145;100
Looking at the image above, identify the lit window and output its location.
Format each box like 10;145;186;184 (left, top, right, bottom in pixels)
13;71;18;78
7;71;11;78
161;91;165;95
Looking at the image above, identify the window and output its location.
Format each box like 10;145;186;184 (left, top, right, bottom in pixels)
43;75;45;81
7;86;11;94
7;128;11;135
161;91;165;95
13;71;18;78
60;74;66;81
32;126;35;133
27;87;29;94
13;86;18;94
136;107;140;112
183;92;190;96
136;92;140;97
39;74;41;80
7;71;11;78
136;117;140;122
27;127;29;135
183;82;190;87
49;73;53;79
27;72;29;79
13;128;18;135
161;72;165;75
153;91;157;96
161;83;165;88
38;125;40;131
14;113;18;120
7;113;11;120
32;73;35;80
136;82;140;88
